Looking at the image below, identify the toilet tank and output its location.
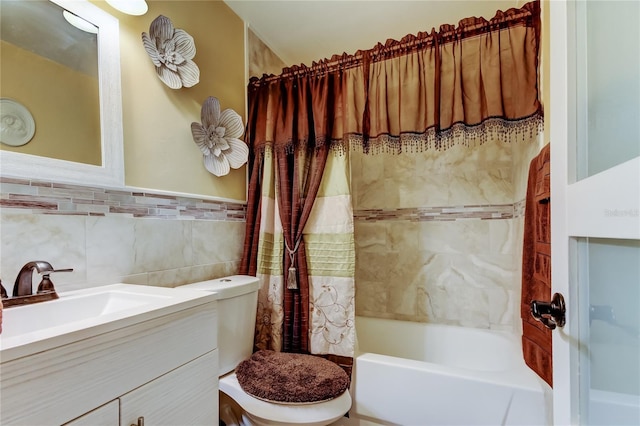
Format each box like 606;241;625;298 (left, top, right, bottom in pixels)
180;275;259;375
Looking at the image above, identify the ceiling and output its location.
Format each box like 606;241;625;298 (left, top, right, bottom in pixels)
223;0;524;67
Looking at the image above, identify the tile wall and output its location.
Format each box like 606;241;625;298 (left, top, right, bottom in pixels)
248;28;287;79
352;136;543;331
0;178;246;294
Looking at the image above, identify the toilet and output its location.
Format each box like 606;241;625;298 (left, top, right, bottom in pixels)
180;275;352;426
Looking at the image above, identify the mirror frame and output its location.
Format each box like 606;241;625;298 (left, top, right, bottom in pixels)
0;0;124;187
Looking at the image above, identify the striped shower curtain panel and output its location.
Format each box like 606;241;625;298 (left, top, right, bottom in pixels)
252;147;355;358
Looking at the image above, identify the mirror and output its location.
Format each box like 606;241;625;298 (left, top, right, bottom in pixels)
0;0;124;187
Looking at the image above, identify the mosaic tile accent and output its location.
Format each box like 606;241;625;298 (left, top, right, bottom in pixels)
354;204;515;222
1;178;524;223
0;177;246;221
513;198;526;218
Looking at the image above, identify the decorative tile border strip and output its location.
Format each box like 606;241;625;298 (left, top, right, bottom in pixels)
2;177;526;223
513;198;526;218
0;177;246;221
355;202;525;222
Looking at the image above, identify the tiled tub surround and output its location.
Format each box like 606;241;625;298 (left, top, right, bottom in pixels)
352;137;543;331
0;178;246;293
354;208;523;330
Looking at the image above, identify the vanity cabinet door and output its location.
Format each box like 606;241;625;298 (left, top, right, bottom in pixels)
120;350;218;426
63;400;119;426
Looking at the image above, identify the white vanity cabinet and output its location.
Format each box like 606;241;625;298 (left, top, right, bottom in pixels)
64;401;119;426
0;292;219;426
119;350;218;426
65;351;218;426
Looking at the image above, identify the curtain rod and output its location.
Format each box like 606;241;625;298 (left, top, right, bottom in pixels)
249;1;539;86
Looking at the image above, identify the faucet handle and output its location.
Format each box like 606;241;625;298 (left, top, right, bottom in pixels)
37;274;55;293
36;269;73;294
47;268;74;274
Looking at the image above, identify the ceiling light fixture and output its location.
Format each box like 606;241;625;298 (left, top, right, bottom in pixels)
62;10;98;34
105;0;148;16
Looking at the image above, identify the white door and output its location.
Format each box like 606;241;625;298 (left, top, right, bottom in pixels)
550;0;640;425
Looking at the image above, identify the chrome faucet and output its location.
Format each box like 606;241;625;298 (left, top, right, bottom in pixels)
12;261;73;297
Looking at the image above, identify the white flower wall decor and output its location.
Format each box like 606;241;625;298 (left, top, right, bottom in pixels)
142;15;200;89
191;97;249;177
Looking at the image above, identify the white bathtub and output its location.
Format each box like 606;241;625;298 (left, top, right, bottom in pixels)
348;317;551;426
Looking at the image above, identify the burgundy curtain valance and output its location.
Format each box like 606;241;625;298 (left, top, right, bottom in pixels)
247;69;358;155
246;1;542;155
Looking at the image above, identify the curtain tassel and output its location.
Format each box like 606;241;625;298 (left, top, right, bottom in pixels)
285;237;301;290
287;265;298;290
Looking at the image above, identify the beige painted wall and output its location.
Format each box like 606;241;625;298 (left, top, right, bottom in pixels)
0;41;101;165
92;0;247;201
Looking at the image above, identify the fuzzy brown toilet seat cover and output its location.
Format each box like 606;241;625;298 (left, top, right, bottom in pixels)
235;350;350;404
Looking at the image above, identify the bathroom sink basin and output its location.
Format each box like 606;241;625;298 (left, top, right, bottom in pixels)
1;288;168;339
0;284;218;361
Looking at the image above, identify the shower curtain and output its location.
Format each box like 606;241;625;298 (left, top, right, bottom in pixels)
240;0;541;370
240;74;357;368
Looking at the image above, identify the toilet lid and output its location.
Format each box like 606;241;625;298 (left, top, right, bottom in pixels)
220;373;352;425
235;350;350;403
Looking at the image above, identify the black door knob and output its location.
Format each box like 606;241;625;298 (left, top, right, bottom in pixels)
531;292;566;330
